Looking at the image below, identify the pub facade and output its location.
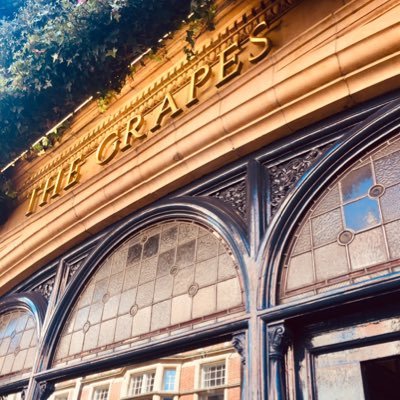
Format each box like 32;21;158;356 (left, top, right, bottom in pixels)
0;0;399;398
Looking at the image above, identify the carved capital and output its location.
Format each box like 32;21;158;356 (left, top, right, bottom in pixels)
232;332;247;365
267;322;291;358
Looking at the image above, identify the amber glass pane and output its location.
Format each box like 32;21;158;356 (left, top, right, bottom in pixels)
281;133;400;303
54;221;244;367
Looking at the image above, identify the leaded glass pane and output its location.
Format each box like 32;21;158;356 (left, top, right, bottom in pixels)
54;221;243;366
340;164;373;202
281;132;400;303
311;208;343;247
0;310;38;385
343;197;381;231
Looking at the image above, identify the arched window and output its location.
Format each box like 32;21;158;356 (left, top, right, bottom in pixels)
0;309;38;385
280;133;400;303
54;220;244;367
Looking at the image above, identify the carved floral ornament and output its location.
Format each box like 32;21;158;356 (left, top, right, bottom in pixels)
22;0;301;217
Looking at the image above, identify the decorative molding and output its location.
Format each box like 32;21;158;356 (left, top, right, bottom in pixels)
66;260;84;284
33;276;55;301
211;180;247;218
232;332;247;365
268;147;327;215
19;0;301;199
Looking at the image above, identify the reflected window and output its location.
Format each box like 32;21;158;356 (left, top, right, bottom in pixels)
202;363;226;388
129;370;155;395
92;386;109;400
281;134;400;303
52;342;241;400
162;368;176;391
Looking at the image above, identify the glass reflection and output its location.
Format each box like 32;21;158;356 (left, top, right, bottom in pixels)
341;165;373;203
49;342;241;400
315;341;400;400
362;356;400;400
1;393;22;400
343;197;381;232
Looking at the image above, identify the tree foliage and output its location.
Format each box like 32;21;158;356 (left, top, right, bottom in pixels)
0;0;197;167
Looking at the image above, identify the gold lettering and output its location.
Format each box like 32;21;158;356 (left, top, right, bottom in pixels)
121;114;146;151
25;187;41;216
51;169;64;199
216;42;243;88
150;92;182;132
186;64;211;107
249;21;272;63
38;176;55;207
64;157;83;190
95;132;120;165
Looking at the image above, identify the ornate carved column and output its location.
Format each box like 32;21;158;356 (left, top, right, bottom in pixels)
267;321;291;400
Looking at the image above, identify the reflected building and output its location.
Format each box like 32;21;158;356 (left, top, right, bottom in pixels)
50;343;240;400
0;0;400;399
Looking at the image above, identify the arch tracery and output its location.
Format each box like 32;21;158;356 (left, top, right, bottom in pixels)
53;219;245;367
279;133;400;303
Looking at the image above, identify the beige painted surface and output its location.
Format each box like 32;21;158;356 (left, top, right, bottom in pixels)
0;0;399;292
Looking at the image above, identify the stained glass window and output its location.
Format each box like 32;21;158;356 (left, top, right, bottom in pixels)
280;133;400;303
0;310;38;385
54;221;243;366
